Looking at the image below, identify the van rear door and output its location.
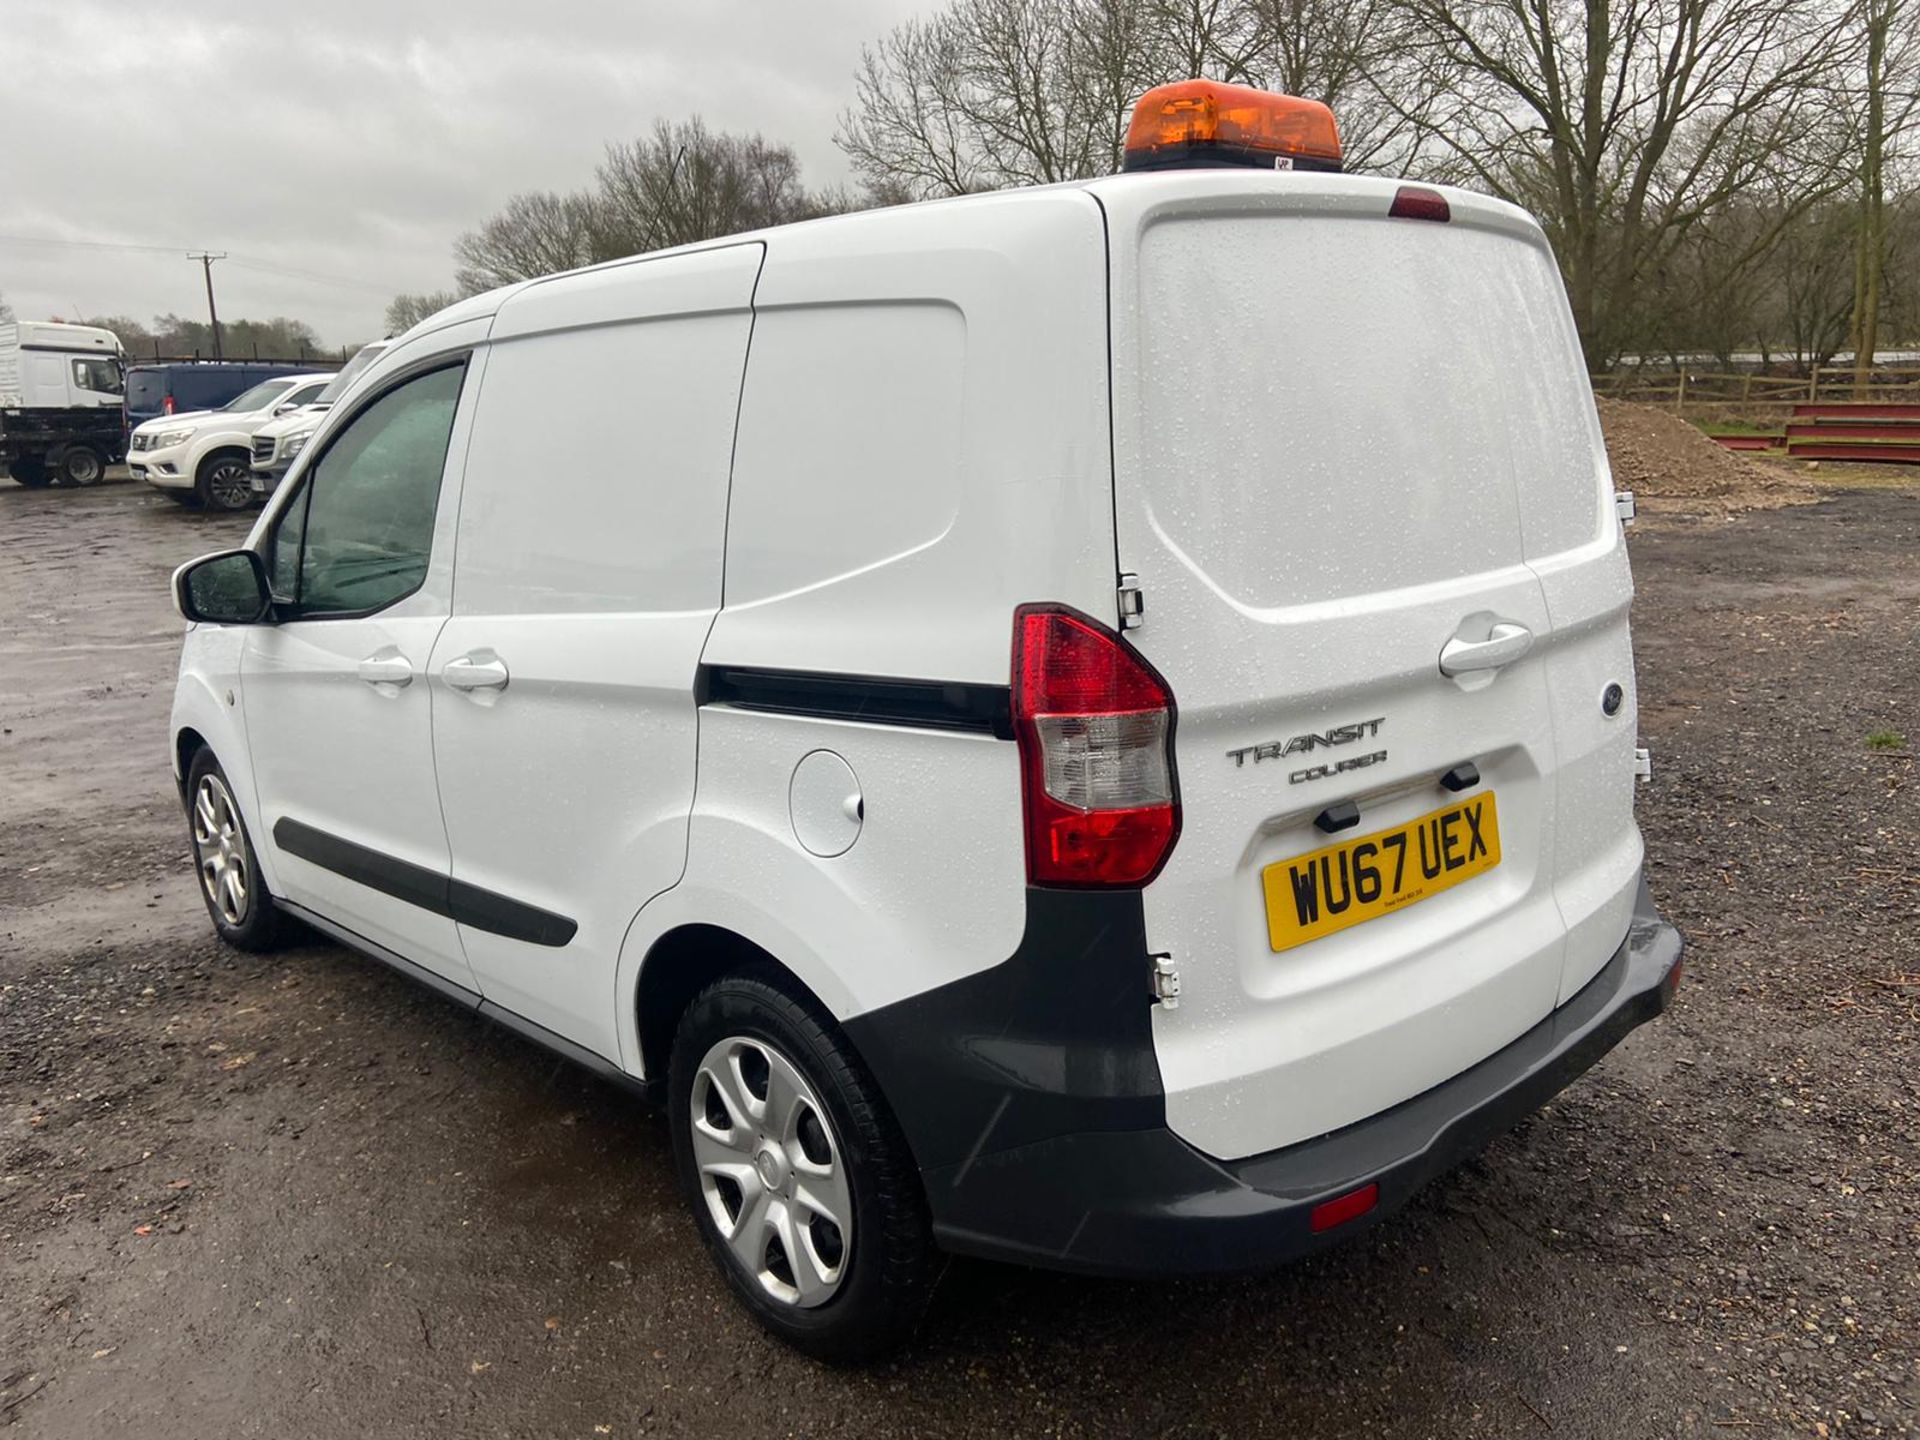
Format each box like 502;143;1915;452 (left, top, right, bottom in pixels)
1096;174;1637;1163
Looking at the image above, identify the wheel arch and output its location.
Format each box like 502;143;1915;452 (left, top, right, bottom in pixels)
194;443;253;479
631;921;841;1099
175;724;210;801
169;657;283;900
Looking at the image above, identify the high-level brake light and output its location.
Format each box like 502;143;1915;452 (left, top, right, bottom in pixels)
1012;605;1181;888
1389;185;1452;222
1123;79;1343;174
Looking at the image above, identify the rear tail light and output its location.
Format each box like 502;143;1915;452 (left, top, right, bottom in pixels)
163;396;175;415
1011;605;1180;887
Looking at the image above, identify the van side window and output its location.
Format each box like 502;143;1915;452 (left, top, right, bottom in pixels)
276;363;465;618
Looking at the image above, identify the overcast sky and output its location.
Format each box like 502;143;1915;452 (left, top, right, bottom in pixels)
1;0;936;348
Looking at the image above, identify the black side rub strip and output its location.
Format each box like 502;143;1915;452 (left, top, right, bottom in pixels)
272;818;577;947
702;664;1014;739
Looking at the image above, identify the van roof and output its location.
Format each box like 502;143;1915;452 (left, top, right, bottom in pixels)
421;170;1541;335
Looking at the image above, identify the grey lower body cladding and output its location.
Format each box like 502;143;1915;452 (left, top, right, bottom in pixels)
847;876;1683;1277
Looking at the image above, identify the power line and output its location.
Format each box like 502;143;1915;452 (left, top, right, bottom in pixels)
223;256;394;295
0;232;187;257
0;232;396;295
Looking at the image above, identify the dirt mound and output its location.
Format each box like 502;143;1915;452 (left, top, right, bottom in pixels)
1595;397;1814;516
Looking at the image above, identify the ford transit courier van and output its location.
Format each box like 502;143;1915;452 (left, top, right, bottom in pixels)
166;83;1682;1360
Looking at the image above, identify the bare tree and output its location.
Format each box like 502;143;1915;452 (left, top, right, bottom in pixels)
1846;0;1920;382
1392;0;1861;366
453;190;603;292
596;119;830;255
838;0;1164;197
838;0;1431;197
1766;200;1863;365
384;290;464;333
81;312;324;359
1243;0;1433;170
0;290;13;323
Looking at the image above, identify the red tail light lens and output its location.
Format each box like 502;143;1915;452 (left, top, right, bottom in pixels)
1388;185;1451;222
1011;605;1180;887
163;396;175;415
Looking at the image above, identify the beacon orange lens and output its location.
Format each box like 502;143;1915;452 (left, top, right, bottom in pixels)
1123;79;1343;173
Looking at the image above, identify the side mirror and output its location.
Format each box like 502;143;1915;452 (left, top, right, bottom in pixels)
173;549;273;625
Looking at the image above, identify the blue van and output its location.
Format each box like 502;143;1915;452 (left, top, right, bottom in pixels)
123;362;325;431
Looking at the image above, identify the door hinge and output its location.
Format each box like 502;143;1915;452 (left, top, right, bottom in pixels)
1117;573;1145;630
1633;745;1653;783
1615;490;1637;526
1150;954;1181;1009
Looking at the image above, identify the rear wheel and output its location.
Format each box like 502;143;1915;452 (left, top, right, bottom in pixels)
669;971;937;1360
55;446;106;487
196;452;255;511
7;455;52;488
185;749;286;951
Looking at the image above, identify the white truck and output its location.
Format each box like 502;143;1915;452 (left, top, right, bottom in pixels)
0;321;127;487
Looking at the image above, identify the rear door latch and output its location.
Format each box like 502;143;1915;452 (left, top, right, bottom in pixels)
1118;573;1145;630
1150;955;1180;1008
1615;490;1637;525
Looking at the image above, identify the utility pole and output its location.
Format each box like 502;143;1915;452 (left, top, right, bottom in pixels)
189;251;227;359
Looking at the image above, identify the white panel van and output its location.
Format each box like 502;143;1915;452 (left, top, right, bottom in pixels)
167;83;1682;1359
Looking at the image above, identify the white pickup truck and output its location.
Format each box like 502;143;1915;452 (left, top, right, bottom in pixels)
130;372;333;509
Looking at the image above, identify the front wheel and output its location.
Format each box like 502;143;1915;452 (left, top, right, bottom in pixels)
55;446;106;487
669;971;938;1360
185;749;286;951
196;452;255;511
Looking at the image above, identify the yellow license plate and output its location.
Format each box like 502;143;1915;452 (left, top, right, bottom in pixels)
1262;792;1501;953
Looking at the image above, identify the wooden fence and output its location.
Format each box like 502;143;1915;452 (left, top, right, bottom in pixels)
1590;366;1920;421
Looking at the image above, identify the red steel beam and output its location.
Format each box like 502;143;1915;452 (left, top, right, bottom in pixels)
1790;402;1920;421
1786;441;1920;463
1785;423;1920;443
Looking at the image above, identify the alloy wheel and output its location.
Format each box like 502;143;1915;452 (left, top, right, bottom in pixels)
191;773;250;926
205;459;253;510
689;1035;853;1309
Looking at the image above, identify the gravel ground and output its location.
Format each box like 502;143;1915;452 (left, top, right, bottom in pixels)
2;477;1916;1439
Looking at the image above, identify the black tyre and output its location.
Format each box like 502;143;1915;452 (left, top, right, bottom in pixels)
184;749;287;951
196;451;255;511
54;446;106;487
7;455;52;488
669;970;938;1361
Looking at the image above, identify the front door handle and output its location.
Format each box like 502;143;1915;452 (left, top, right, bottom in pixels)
356;650;413;688
1439;622;1533;676
443;652;510;693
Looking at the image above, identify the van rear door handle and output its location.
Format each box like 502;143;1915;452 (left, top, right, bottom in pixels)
1439;622;1533;676
443;652;510;693
356;650;413;688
